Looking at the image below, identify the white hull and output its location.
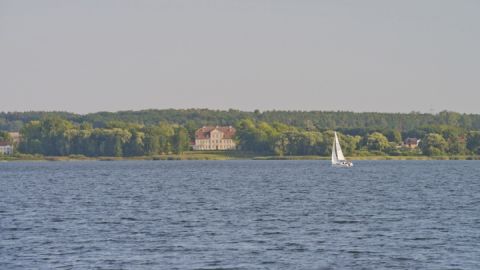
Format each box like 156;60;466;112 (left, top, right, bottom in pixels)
332;161;353;167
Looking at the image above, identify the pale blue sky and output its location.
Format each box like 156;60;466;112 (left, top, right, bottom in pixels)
1;0;479;114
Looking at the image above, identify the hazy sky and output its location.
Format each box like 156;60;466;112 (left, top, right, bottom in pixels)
1;1;479;114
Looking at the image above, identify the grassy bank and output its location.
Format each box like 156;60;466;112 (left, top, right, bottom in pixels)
0;151;255;161
1;152;480;161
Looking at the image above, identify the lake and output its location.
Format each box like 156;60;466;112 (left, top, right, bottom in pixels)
1;160;480;269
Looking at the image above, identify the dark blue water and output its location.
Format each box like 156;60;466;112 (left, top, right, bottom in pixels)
1;160;480;269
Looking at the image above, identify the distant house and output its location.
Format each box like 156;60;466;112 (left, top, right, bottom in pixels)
193;126;236;151
404;138;420;149
0;141;14;155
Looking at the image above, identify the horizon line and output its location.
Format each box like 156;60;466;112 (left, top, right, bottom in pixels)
0;108;472;116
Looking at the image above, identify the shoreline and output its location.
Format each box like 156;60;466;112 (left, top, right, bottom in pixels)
1;153;480;162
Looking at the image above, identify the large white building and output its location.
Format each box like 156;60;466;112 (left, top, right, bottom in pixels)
193;126;236;151
0;142;13;155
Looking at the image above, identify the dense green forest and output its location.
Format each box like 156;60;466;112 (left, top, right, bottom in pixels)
2;109;480;132
3;109;480;157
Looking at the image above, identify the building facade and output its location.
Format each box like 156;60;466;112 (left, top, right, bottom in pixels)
0;142;14;155
193;126;236;151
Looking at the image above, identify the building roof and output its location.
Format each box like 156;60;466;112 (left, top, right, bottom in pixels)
195;126;236;139
404;138;420;144
0;141;12;147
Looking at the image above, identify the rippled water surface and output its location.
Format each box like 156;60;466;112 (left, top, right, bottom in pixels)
1;160;480;269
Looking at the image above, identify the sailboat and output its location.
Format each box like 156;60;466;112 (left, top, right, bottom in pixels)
331;132;353;167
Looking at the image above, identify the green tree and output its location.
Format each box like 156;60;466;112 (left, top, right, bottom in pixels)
143;126;160;155
447;137;467;155
342;135;361;155
173;127;190;154
300;131;323;155
157;123;175;154
19;118;73;156
386;130;402;144
40;117;74;156
366;132;389;152
124;129;144;156
0;131;12;142
419;133;448;156
467;131;480;154
18;121;42;154
116;129;132;156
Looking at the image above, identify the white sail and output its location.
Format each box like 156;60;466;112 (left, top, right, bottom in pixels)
334;132;346;161
331;137;338;164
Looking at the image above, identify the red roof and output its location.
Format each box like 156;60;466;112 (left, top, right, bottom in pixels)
0;141;12;146
404;138;419;145
195;126;236;139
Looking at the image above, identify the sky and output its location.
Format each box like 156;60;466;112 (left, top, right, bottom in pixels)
1;0;479;114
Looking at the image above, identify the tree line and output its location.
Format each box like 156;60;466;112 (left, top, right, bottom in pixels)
3;109;480;132
13;116;480;157
18;118;190;157
236;119;480;156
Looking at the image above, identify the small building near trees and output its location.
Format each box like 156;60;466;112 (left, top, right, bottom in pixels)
0;141;14;155
403;138;421;149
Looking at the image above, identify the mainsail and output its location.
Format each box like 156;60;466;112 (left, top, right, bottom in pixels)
334;132;346;161
331;131;353;167
331;137;338;164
